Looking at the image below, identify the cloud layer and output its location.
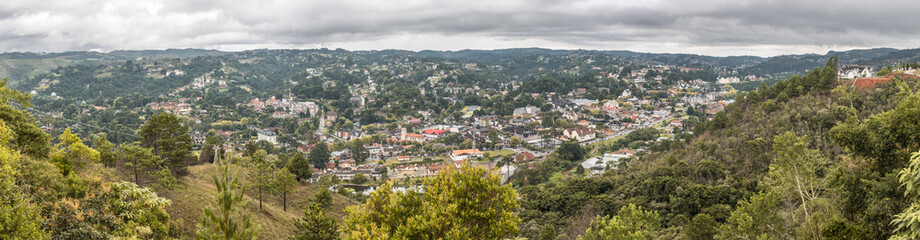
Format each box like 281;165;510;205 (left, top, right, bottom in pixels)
2;0;918;56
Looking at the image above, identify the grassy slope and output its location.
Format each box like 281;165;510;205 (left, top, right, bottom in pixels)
0;58;75;85
101;164;357;239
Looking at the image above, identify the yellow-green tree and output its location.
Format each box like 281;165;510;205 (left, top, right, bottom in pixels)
344;164;520;239
891;151;920;240
716;192;790;240
578;204;661;240
50;127;100;175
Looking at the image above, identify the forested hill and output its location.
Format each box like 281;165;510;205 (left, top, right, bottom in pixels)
3;47;919;89
514;59;920;239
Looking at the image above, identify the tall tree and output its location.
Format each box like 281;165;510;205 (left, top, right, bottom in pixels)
251;150;276;210
275;167;297;212
139;112;193;175
292;202;340;240
93;134;116;167
349;141;369;164
0;120;46;239
768;131;825;240
196;157;257;240
308;143;330;169
0;78;50;159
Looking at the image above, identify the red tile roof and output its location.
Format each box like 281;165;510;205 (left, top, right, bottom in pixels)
423;129;446;135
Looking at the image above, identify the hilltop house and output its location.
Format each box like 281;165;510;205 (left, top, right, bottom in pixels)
838;65;874;79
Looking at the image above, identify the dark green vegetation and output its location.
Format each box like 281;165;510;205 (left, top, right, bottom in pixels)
513;59;920;239
5;45;920;239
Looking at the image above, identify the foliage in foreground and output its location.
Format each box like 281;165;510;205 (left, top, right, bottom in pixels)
344;164;520;239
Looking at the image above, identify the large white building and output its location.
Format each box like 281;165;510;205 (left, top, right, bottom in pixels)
257;130;277;145
512;105;541;117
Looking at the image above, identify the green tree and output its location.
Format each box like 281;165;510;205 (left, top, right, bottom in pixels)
349;142;369;164
276;167;297;212
196;157;257;240
139;112;193;175
579;204;661;240
314;188;333;209
289;153;313;181
351;173;368;184
716;192;790;240
292;202;340;240
0;120;47;239
891;151;920;240
538;223;556;240
200;143;216;164
308;143;330;169
119;143;177;190
768;131;825;240
251;150;276;210
684;214;717;240
43;181;173;239
344;164;520;239
93;135;116;167
0;78;51;159
556;140;586;162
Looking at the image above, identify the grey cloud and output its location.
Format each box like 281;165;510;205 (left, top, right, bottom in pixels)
0;0;917;56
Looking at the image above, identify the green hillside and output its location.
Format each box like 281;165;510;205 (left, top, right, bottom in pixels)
513;59;920;239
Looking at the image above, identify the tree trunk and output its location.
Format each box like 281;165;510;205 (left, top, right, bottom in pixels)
283;192;287;212
793;168;818;240
134;157;139;186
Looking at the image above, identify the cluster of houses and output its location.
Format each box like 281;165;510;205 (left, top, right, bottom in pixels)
247;94;320;118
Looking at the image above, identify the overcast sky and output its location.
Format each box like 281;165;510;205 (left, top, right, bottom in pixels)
1;0;918;57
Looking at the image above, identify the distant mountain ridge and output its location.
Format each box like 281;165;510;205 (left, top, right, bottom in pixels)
1;47;918;83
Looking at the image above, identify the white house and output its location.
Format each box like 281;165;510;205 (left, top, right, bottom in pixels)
257;130;277;145
564;128;596;142
449;149;484;161
838;65;874;79
513;105;541;117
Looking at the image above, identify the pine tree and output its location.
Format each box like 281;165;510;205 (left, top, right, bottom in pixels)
251;151;276;210
275;167;297;212
196;157;257;240
292;202;339;240
289;153;313;181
